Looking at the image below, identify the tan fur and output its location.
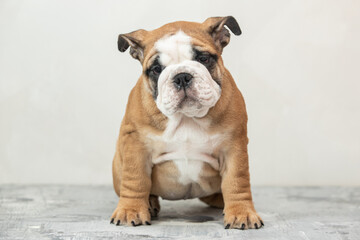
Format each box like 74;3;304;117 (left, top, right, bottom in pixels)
111;17;263;229
199;193;224;208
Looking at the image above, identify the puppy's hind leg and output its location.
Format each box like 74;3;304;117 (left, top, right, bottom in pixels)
149;195;161;218
199;193;224;209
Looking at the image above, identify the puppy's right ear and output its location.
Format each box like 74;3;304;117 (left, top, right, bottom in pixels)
118;29;147;62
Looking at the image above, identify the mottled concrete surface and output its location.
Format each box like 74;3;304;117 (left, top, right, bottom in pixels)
0;185;359;240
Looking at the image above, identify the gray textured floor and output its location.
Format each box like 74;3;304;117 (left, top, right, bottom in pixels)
0;185;359;240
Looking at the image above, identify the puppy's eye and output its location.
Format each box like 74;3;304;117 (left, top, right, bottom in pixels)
197;55;209;64
152;65;162;75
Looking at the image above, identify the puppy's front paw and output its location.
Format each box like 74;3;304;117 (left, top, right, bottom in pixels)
110;198;151;226
223;203;264;230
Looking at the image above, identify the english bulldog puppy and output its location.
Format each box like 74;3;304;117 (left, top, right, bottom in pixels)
110;16;263;230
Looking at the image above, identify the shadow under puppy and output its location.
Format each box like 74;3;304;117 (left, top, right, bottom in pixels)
110;16;263;230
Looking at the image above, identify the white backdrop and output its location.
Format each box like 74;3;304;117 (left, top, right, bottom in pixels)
1;0;359;186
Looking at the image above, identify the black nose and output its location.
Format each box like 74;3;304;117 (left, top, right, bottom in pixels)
173;72;193;90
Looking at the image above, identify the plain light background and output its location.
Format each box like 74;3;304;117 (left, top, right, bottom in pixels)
1;0;359;186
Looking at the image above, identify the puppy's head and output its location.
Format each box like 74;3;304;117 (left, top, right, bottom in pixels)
118;16;241;118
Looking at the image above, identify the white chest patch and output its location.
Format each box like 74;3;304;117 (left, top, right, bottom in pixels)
149;114;225;185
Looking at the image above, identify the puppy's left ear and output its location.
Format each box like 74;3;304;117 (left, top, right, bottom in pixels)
118;29;147;62
203;16;241;52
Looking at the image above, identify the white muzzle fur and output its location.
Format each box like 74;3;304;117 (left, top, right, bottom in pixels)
156;60;221;118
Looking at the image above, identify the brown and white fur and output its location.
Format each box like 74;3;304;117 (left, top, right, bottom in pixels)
111;16;263;230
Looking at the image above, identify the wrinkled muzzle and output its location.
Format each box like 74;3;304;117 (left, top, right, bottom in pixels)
156;60;221;118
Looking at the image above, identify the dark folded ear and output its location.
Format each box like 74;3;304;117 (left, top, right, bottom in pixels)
203;16;241;52
118;29;147;62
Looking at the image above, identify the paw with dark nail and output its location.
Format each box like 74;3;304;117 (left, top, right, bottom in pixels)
149;195;161;218
223;207;263;230
241;223;245;230
110;199;151;228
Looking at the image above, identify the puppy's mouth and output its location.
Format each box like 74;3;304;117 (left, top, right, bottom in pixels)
178;96;197;109
169;89;210;118
175;88;204;108
156;61;221;118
